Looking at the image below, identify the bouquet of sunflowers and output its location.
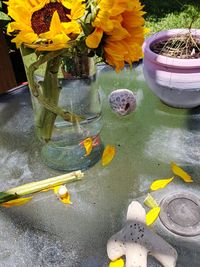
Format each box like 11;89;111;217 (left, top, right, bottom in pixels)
5;0;145;141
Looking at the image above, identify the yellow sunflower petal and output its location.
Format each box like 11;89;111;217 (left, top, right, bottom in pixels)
86;28;103;49
171;162;193;183
70;1;85;20
22;32;38;43
31;0;50;13
62;21;81;35
7;6;31;25
102;145;116;166
41;186;56;192
0;197;33;208
49;11;62;34
54;185;72;205
104;41;126;59
10;30;38;47
7;21;31;34
144;193;159;209
52;33;70;45
105;53;124;73
39;11;62;40
109;258;124;267
93;11;114;32
60;0;73;9
150;177;174;191
98;0;113;12
107;21;130;41
146;207;161;226
59;195;71;204
83;137;93;156
104;40;126;71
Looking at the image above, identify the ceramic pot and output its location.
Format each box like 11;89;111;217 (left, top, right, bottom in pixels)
142;29;200;108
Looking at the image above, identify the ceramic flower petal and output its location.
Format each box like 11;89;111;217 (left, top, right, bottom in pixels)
146;207;161;226
144;193;159;209
0;197;33;208
150;177;174;191
102;145;116;166
83;137;93;156
109;258;124;267
171;162;193;183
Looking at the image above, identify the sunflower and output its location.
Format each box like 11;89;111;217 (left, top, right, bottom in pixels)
6;0;86;51
86;0;145;71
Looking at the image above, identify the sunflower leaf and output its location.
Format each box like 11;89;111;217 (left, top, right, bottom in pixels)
0;11;10;21
0;192;18;204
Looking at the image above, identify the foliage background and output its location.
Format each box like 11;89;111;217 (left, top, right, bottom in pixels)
142;0;200;34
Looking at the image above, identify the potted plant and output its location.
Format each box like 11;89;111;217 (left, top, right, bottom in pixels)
142;28;200;108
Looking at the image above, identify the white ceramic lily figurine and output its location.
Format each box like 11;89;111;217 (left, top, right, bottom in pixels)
107;201;178;267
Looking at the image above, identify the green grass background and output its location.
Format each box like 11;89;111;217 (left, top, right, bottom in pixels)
141;0;200;34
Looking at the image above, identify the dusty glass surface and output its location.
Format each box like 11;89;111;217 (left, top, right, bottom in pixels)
0;63;200;267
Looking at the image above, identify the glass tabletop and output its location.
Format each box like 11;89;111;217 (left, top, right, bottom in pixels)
0;62;200;267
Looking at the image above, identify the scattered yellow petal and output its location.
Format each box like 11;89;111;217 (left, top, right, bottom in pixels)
102;145;116;166
144;193;159;209
41;186;61;192
83;137;93;156
146;207;161;226
171;162;193;183
41;187;53;192
59;195;72;204
54;185;72;205
150;177;174;191
0;197;32;208
109;258;124;267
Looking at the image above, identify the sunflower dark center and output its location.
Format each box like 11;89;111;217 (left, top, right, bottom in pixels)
31;2;70;35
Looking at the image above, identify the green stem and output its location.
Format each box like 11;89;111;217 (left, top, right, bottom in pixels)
26;50;84;141
36;56;61;141
0;170;84;204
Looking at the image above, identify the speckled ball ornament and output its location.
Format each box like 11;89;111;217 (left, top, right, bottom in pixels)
108;89;136;116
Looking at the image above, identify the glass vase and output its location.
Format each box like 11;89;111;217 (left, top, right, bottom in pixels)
21;47;103;171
